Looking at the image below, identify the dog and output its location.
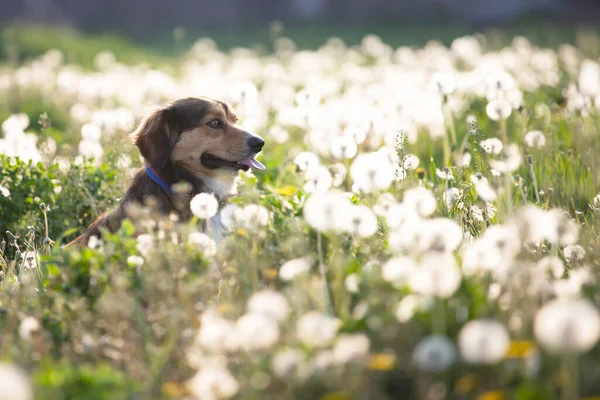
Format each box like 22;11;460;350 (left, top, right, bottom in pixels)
67;97;265;247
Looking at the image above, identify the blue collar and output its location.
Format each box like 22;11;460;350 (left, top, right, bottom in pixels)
145;165;174;194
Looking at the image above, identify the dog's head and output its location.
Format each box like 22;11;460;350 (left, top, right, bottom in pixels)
131;97;265;181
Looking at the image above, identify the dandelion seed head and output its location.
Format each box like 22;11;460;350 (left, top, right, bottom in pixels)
458;319;509;364
296;312;340;348
333;333;370;364
524;130;546;148
279;257;312;281
0;363;33;400
190;193;219;219
534;298;600;354
409;253;462;298
486;99;512;121
247;290;290;323
413;335;456;372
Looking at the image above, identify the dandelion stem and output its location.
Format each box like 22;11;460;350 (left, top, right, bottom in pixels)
561;353;579;400
447;107;457;146
504;173;513;218
432;298;447;335
457;128;472;162
442;134;451;168
528;156;541;203
500;118;508;144
43;210;49;241
317;232;334;315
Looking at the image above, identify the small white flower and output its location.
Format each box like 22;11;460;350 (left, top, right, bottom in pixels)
479;138;504;155
458;320;510;364
88;235;100;249
490;144;521;173
416;218;463;253
373;193;397;216
475;180;498;201
382;257;417;286
350;152;396;192
552;268;594;298
18;317;40;342
297;312;340;348
21;251;40;270
402;187;437;218
409;253;462;298
2;113;30;133
486;99;512;120
443;188;461;209
303;191;351;232
304;165;332;193
329;163;347;187
271;348;305;379
236;313;280;351
563;244;585;263
188;232;217;256
247;290;290;323
230;81;258;104
242;205;269;227
197;310;236;353
314;350;336;370
536;256;565;279
385;202;420;230
81;122;102;141
395;295;421;323
524;130;546;148
430;72;456;95
187;366;239;400
279;257;312;281
461;152;472;166
402;154;420;170
0;363;33;400
345;274;360;293
127;255;144;269
436;168;453;180
294;152;320;174
190;193;219;219
471;205;484;222
534;298;600;354
593;192;600;208
330;135;358;159
413;335;456;372
343;205;378;237
333;333;370;364
136;234;153;257
0;186;10;198
220;204;244;228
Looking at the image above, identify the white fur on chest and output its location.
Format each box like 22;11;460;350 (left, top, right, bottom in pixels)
203;175;238;199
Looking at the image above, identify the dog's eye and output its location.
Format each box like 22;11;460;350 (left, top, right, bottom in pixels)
207;119;224;129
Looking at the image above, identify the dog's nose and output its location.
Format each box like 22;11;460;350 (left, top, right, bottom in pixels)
247;136;265;153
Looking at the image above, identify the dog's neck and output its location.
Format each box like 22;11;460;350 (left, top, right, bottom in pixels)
154;162;237;202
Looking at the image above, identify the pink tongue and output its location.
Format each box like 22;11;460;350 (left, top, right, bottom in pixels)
238;157;266;171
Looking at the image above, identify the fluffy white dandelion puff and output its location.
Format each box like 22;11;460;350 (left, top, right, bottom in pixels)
458;320;510;364
247;290;290;323
190;193;219;219
297;312;340;348
534;298;600;354
413;335;456;372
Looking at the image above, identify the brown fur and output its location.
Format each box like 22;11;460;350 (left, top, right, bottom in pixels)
66;97;261;247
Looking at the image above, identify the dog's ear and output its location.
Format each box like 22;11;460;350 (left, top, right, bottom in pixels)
131;107;180;171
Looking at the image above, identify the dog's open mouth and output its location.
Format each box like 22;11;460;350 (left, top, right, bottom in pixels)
201;154;266;171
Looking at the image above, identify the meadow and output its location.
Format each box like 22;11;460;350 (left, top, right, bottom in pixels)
1;23;600;399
